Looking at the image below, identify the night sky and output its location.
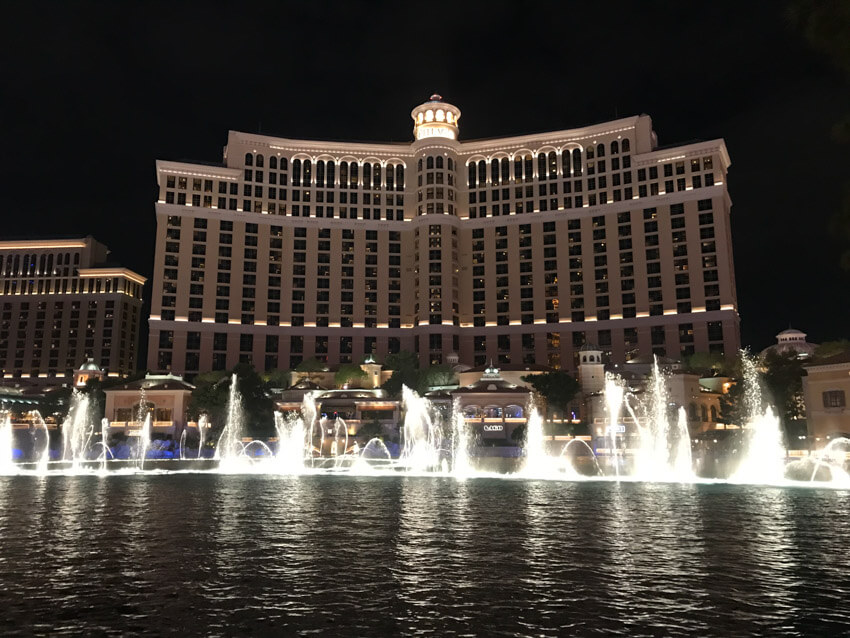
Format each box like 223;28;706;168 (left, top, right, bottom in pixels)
5;1;849;361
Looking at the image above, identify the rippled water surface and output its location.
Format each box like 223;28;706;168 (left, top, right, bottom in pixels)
0;475;849;636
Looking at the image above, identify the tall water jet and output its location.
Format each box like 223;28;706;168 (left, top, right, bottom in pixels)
32;410;50;475
197;414;208;459
451;396;472;477
215;374;245;466
62;392;91;470
671;407;694;480
0;412;15;474
138;413;152;470
522;401;554;477
604;373;625;479
732;353;787;484
400;385;443;472
100;418;110;472
274;409;306;475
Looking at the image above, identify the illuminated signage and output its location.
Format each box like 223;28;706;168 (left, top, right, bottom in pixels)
416;125;456;140
483;424;503;432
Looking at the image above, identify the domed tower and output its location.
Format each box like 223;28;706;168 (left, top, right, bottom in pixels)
411;94;461;141
410;95;462;366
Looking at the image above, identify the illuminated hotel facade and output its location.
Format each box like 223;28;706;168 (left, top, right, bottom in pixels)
0;237;145;384
148;95;739;375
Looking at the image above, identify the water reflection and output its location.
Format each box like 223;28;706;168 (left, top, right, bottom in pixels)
0;476;848;636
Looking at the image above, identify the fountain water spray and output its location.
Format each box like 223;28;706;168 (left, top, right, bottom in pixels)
215;374;246;467
32;410;50;475
732;352;786;484
62;392;91;471
0;412;15;474
604;373;625;479
400;386;444;472
451;396;472;477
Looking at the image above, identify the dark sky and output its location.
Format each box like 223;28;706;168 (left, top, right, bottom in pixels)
4;1;849;359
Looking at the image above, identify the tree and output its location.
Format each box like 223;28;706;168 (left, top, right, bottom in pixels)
187;364;275;438
814;339;850;359
335;363;367;388
382;350;420;397
357;419;384;440
762;350;806;426
521;371;581;421
416;364;457;393
263;368;292;389
294;357;328;382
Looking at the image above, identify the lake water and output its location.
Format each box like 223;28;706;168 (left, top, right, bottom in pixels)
0;474;848;636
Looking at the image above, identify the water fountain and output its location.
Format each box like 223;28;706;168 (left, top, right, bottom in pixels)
62;392;92;471
215;374;246;469
400;385;445;472
0;412;15;475
731;354;787;484
33;411;51;475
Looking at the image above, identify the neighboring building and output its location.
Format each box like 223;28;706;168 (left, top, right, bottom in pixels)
760;327;818;360
148;95;740;377
578;346;724;439
802;351;850;447
73;358;105;388
0;237;145;386
104;373;195;439
453;365;532;443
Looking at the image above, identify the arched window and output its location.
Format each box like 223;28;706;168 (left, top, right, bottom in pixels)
244;153;253;166
448;158;454;171
610;140;619;155
505;405;524;418
548;151;557;179
316;161;325;187
280;157;288;170
396;164;404;190
373;163;381;189
501;158;509;182
340;162;349;187
302;159;312;185
363;163;371;189
484;405;503;418
524;156;533;182
426;156;434;170
464;405;481;418
700;405;708;422
514;156;523;181
326;160;335;188
386;165;395;190
436;156;444;169
622;139;630;153
710;405;718;422
689;403;698;421
418;158;423;172
255;154;264;167
572;149;582;176
292;159;302;186
562;150;571;176
478;160;486;185
468;163;476;188
538;153;547;180
491;159;499;184
269;156;277;170
586;147;595;159
46;254;53;275
349;162;358;187
596;144;605;158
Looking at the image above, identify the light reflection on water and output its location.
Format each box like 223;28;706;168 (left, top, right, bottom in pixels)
0;475;848;636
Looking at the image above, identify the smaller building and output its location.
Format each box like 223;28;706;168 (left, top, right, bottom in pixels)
73;359;105;388
453;365;532;443
802;351;850;447
104;373;194;439
761;327;818;360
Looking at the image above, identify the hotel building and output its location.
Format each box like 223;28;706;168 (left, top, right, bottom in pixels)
148;95;739;375
0;237;145;385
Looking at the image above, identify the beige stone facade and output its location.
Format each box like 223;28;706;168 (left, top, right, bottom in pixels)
148;96;739;377
0;237;145;385
803;352;850;446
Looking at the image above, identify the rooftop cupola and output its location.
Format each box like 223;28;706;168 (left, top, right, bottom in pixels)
411;94;461;141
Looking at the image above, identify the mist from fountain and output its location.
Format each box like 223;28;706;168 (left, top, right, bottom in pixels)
62;392;91;471
215;374;246;469
197;414;208;459
732;353;787;484
32;410;50;475
451;397;472;477
809;438;850;486
400;385;444;472
0;412;15;475
604;374;625;479
139;414;152;470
